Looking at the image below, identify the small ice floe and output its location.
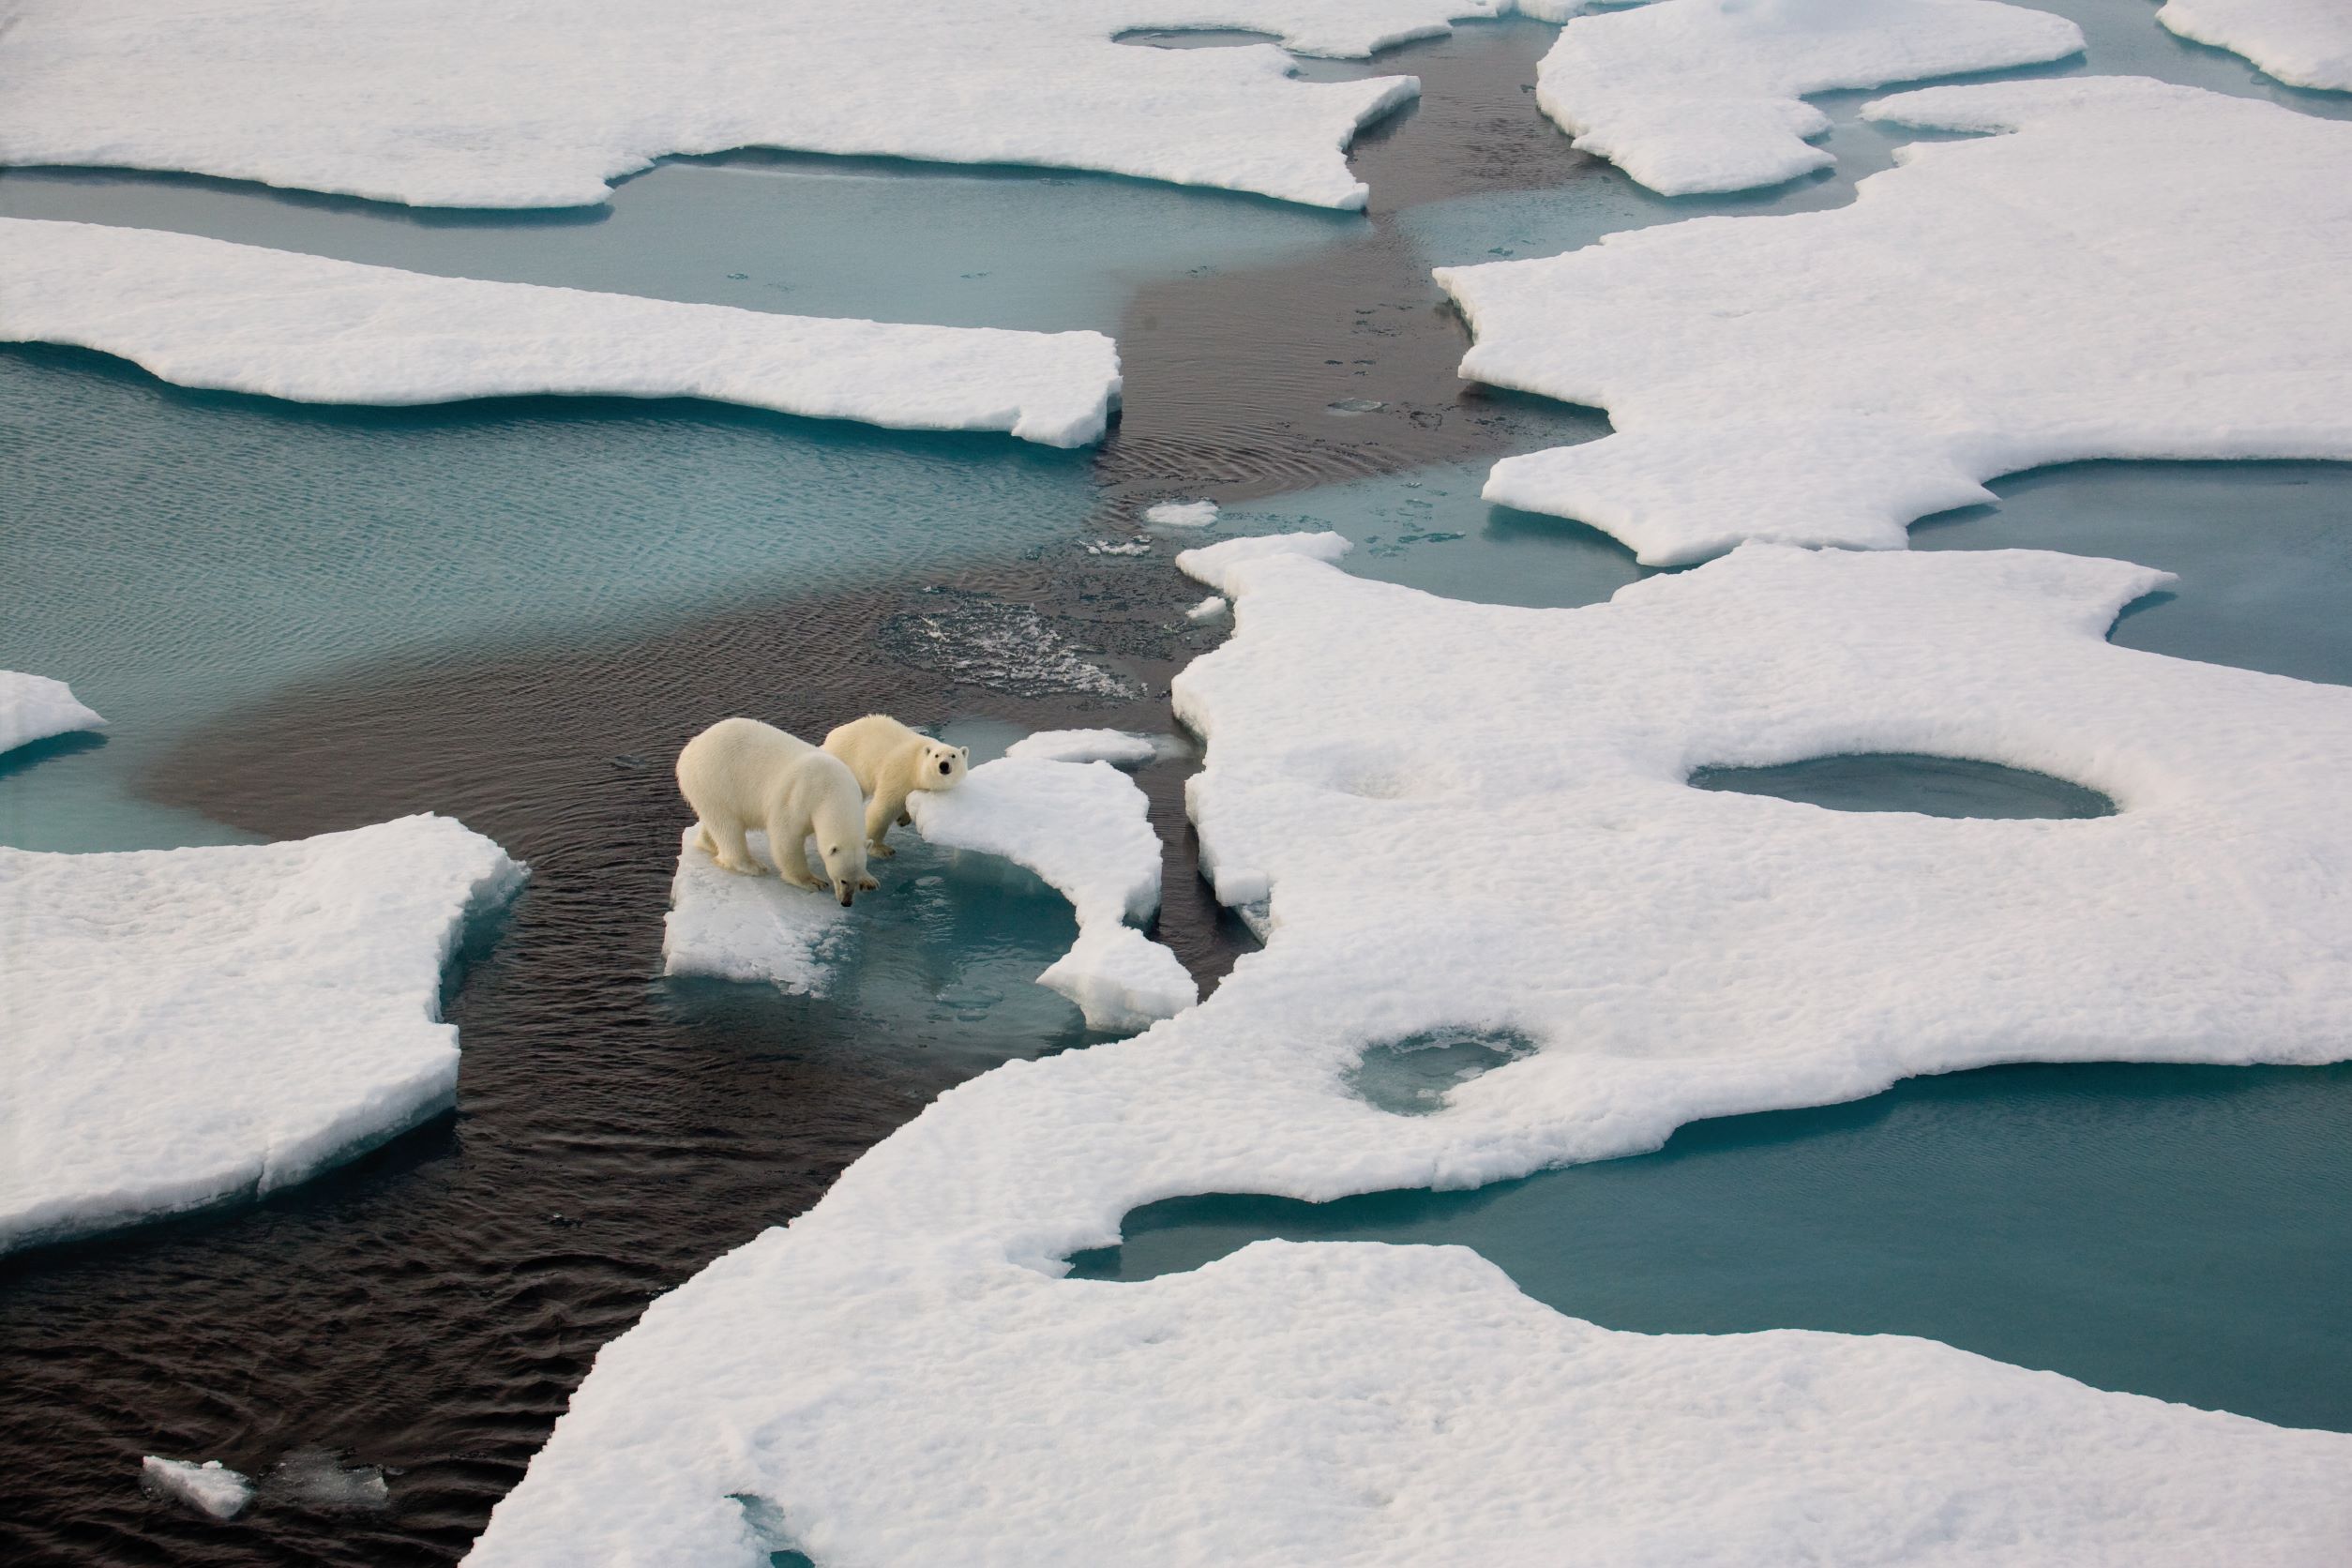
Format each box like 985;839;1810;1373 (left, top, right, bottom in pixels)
2159;0;2352;92
0;670;104;756
1437;78;2352;564
265;1447;390;1512
1185;594;1229;623
1083;537;1153;556
1535;0;2083;194
0;219;1121;447
1004;730;1176;767
661;826;852;993
1144;499;1220;530
0;816;523;1255
1325;397;1386;415
142;1456;252;1521
910;756;1194;1032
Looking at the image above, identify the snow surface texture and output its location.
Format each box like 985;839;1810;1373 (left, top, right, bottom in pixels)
909;756;1194;1031
1145;499;1222;529
661;826;852;994
1004;729;1172;766
1;219;1121;446
1534;0;2083;194
471;540;2352;1565
2160;0;2352;92
0;816;522;1255
0;0;1510;211
1437;77;2352;564
0;670;104;756
142;1457;252;1521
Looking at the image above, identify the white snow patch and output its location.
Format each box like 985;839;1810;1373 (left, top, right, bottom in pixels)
909;756;1194;1030
1437;77;2352;564
1004;729;1173;766
661;825;853;994
1145;499;1222;529
1186;594;1231;623
142;1456;253;1521
470;541;2352;1565
0;0;1508;211
1;219;1121;446
2159;0;2352;92
1535;0;2083;194
0;816;523;1255
0;670;104;756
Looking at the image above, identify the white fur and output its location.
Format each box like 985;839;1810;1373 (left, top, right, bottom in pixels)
822;715;971;858
675;716;876;906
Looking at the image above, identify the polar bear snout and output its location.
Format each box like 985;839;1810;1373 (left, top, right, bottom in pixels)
938;759;953;776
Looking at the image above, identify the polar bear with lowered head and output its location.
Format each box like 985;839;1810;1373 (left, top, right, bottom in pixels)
822;715;969;857
677;716;878;905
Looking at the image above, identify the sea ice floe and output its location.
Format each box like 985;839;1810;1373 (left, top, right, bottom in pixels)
1533;0;2083;194
1145;499;1222;529
0;0;1505;210
1436;77;2352;564
909;756;1194;1031
0;816;522;1255
142;1456;253;1521
1003;729;1172;766
2159;0;2352;92
661;826;852;994
0;670;104;756
1;219;1122;446
471;539;2352;1564
1186;595;1230;622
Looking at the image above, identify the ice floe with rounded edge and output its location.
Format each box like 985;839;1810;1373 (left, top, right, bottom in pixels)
1533;0;2083;194
0;0;1506;211
142;1456;252;1520
909;755;1194;1031
2159;0;2352;92
1436;77;2352;564
1;219;1122;446
1145;499;1222;529
0;815;523;1255
469;540;2352;1565
1186;594;1231;622
0;670;104;756
661;826;852;994
1004;729;1177;766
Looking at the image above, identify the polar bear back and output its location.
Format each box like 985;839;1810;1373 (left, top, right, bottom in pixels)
678;716;819;819
823;714;931;798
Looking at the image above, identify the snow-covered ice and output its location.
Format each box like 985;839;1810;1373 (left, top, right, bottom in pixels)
1437;77;2352;563
661;826;852;994
142;1456;252;1520
1;219;1121;446
1534;0;2083;194
0;816;522;1255
909;756;1194;1031
2159;0;2352;92
0;670;104;756
1145;499;1222;529
471;540;2352;1564
0;0;1507;211
1187;594;1231;622
1004;729;1171;766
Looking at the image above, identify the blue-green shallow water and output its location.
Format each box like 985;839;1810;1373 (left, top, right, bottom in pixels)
1070;1060;2352;1433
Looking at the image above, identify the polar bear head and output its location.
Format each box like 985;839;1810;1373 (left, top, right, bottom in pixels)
919;741;970;790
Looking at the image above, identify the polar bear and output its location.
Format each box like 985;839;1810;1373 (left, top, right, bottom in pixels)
676;716;877;906
822;715;970;857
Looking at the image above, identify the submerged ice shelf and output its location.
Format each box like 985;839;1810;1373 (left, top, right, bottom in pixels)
0;671;103;757
0;815;522;1254
2;219;1122;445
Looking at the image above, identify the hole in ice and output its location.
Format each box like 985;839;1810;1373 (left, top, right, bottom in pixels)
1345;1029;1537;1116
728;1492;816;1566
1112;27;1286;50
1686;754;2114;820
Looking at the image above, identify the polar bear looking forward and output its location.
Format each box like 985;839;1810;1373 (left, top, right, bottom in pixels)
677;716;877;906
823;715;969;858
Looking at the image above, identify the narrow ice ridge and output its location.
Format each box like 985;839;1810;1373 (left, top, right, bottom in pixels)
142;1456;253;1520
0;219;1122;446
910;756;1195;1032
661;827;852;994
1436;77;2352;564
470;542;2352;1564
2159;0;2352;92
1533;0;2084;194
0;815;523;1255
0;0;1508;211
0;671;104;756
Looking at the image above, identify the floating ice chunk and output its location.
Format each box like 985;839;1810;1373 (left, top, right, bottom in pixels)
0;670;104;756
661;826;852;994
475;540;2352;1564
1174;530;1351;589
1005;729;1169;766
910;756;1194;1030
2159;0;2352;92
1186;595;1230;623
1534;0;2083;194
142;1456;253;1520
266;1447;390;1512
1437;77;2352;563
1145;499;1221;529
0;816;522;1255
1083;537;1153;556
0;0;1506;211
0;219;1123;447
